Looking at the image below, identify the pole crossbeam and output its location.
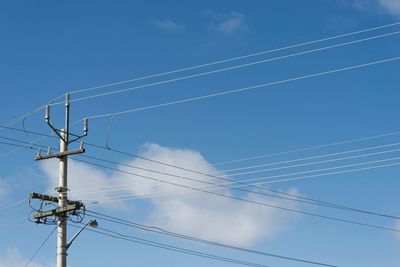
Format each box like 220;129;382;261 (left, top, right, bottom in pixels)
35;147;85;161
33;203;83;220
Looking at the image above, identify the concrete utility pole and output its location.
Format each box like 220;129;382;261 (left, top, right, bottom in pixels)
30;94;88;267
57;128;68;267
57;93;70;267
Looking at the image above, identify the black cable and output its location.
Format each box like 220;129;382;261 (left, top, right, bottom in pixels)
24;224;58;267
68;223;272;267
0;129;394;219
72;157;400;233
0;125;56;139
0;136;49;149
0;140;43;151
2;135;396;221
80;153;400;220
86;210;337;267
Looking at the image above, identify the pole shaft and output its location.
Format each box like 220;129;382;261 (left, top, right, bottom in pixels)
57;130;68;267
57;95;70;267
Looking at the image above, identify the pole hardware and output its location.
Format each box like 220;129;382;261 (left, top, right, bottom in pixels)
29;93;89;267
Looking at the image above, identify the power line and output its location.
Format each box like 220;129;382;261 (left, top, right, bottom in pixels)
85;136;400;180
0;136;50;150
6;134;391;221
214;133;400;166
220;147;400;177
79;143;400;220
0;140;43;151
71;158;400;232
74;154;400;220
77;149;400;220
86;210;337;267
68;129;400;171
79;55;400;121
24;224;58;267
86;142;400;179
67;30;400;104
0;200;26;213
0;93;65;128
1;131;398;220
0;202;27;217
69;223;273;267
68;21;400;95
75;157;400;205
216;142;400;174
0;125;57;139
1;221;29;233
85;131;400;168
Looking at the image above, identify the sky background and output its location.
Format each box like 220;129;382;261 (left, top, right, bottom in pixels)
1;0;400;266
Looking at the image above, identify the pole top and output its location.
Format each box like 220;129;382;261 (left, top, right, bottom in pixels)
65;93;70;107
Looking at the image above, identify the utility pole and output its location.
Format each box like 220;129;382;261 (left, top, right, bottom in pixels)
30;94;88;267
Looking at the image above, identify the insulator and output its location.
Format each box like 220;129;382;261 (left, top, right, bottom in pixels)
45;105;50;122
83;118;88;134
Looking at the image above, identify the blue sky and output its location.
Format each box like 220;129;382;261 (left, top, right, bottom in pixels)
1;1;400;266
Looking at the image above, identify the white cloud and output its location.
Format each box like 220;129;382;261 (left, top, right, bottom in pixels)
339;0;400;16
379;0;400;15
0;247;51;267
152;19;186;33
41;157;129;210
40;144;300;247
347;0;375;11
0;179;9;199
396;220;400;239
204;10;249;35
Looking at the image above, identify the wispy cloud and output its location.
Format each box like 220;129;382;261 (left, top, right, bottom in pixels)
152;19;186;33
0;247;52;267
204;10;249;35
0;179;9;199
396;220;400;239
338;0;400;16
378;0;400;16
41;143;300;246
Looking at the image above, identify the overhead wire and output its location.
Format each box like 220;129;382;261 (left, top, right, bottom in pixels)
1;93;65;128
67;30;400;105
0;125;57;140
83;142;400;180
0;202;28;217
78;157;400;204
1;137;398;234
1;131;399;220
0;22;397;267
71;158;400;232
0;136;50;150
78;55;400;121
0;137;398;222
74;155;400;220
215;142;400;174
0;200;26;213
6;116;399;175
217;147;400;177
85;210;337;267
84;131;400;170
76;160;400;206
1;221;29;233
80;142;400;219
72;154;400;220
69;223;273;267
24;224;58;267
68;21;400;95
85;135;400;179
